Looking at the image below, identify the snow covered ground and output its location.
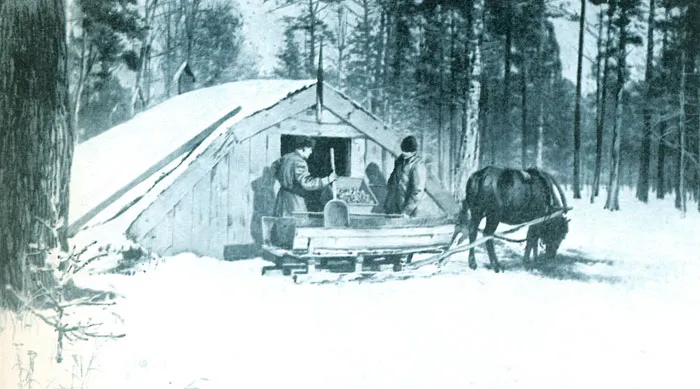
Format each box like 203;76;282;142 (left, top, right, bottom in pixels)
2;187;699;389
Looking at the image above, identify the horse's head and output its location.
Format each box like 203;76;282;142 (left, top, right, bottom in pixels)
540;216;569;259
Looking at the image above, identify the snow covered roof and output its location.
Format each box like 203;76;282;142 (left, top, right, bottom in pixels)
69;79;315;235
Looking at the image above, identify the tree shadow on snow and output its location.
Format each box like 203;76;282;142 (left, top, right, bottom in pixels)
487;243;621;284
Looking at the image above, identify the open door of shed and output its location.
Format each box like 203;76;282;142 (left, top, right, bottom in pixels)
280;135;351;212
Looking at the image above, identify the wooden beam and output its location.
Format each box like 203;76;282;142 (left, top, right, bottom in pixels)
269;118;364;138
232;86;318;142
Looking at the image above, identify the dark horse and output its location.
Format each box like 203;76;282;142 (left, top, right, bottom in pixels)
453;166;570;273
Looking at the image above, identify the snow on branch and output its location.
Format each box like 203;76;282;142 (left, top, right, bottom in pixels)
9;240;125;364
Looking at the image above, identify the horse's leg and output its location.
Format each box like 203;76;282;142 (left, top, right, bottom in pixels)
524;227;536;268
483;217;501;273
467;213;482;270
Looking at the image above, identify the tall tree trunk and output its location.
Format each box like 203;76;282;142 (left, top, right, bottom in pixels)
362;0;372;108
73;18;88;137
373;10;386;116
0;0;73;307
131;0;159;117
656;6;671;199
592;5;615;201
605;6;627;211
636;0;655;202
500;0;512;166
449;11;459;192
534;0;546;169
307;0;317;76
165;2;172;98
676;51;687;213
657;119;667;198
697;56;700;212
520;60;528;169
335;6;348;89
456;0;483;199
573;0;586;199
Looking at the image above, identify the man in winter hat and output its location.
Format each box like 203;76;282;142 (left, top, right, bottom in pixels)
272;136;337;217
384;135;427;217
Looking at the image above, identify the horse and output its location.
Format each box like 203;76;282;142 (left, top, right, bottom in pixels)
452;166;570;273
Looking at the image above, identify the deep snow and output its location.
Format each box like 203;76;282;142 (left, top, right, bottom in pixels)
3;187;698;389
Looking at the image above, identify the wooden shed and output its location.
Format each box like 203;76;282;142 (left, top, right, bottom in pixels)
123;80;459;259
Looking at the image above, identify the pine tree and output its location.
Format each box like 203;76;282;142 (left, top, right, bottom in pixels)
69;0;143;140
345;0;377;109
191;2;246;86
275;25;305;79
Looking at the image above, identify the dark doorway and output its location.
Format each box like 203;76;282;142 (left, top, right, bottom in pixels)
280;135;351;211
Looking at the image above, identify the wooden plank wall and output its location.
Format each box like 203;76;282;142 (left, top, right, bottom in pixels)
248;133;269;245
141;210;174;255
171;191;193;254
191;169;212;255
139;120;448;259
226;139;251;248
208;154;229;257
140;128;284;260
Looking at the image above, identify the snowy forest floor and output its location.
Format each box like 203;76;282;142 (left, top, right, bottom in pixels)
2;187;700;389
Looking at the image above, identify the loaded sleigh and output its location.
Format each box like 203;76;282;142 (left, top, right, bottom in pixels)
261;165;572;282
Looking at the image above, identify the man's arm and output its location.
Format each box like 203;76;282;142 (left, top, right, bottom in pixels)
294;159;332;191
402;162;427;216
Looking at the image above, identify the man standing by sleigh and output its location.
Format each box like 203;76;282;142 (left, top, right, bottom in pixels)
384;135;427;217
271;136;337;217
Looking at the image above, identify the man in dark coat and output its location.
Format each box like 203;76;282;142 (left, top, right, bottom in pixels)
384;135;427;217
272;137;337;217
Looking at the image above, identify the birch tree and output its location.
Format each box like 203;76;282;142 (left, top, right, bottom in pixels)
455;0;483;197
605;1;626;211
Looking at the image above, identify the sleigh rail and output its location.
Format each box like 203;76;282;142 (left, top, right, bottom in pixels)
408;207;572;270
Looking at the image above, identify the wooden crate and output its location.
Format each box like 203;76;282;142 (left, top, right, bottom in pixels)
321;176;378;214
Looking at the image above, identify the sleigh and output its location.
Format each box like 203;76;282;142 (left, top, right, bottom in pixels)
260;205;572;283
260;213;456;279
